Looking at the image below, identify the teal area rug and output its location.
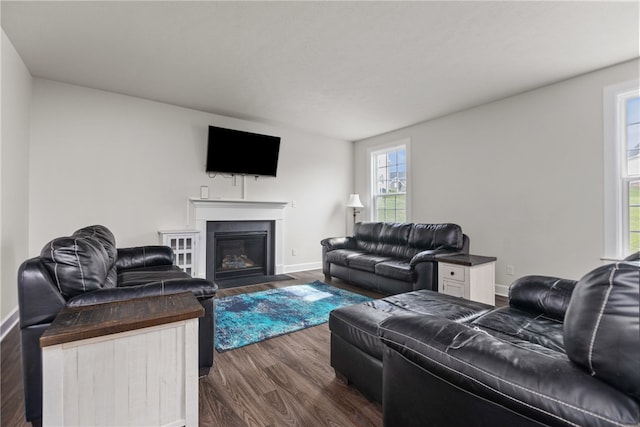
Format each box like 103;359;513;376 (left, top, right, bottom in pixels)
215;281;372;352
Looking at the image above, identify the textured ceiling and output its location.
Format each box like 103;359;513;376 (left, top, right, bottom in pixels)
2;1;639;141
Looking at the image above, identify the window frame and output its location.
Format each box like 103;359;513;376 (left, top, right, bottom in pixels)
369;139;410;223
603;80;640;259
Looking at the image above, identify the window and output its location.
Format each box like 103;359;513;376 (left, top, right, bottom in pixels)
625;96;640;253
371;143;408;222
604;81;640;258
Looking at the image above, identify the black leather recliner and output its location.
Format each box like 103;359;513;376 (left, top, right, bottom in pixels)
379;254;640;426
17;225;218;425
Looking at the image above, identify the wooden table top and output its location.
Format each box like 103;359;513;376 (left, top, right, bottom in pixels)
436;253;497;266
40;292;203;347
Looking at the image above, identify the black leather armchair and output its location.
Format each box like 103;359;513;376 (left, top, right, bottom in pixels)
17;225;217;424
379;255;640;426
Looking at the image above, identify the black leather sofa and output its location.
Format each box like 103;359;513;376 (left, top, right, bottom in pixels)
17;225;218;425
321;222;469;294
379;254;639;427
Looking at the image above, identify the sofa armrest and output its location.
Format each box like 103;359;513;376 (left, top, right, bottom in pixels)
410;248;467;266
508;275;576;321
116;246;174;271
18;258;67;328
379;315;639;427
66;278;218;307
320;236;357;251
409;250;440;265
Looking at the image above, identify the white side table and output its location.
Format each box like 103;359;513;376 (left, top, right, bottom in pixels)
437;254;497;305
40;292;202;427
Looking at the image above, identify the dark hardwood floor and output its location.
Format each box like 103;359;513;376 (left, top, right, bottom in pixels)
1;270;507;427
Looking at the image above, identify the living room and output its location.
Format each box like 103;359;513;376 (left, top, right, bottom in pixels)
1;1;639;426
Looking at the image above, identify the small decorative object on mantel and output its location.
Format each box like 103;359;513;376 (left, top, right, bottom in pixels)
346;193;364;225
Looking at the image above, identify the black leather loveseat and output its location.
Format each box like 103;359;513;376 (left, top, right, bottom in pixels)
17;225;218;425
379;254;639;427
321;222;469;294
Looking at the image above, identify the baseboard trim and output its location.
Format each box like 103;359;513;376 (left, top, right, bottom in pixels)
1;307;19;342
495;283;509;297
283;261;322;274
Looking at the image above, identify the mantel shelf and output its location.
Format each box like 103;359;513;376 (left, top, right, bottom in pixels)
189;198;288;209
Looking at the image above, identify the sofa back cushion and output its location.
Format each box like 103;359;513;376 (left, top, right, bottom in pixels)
376;223;413;258
72;225;118;288
354;222;385;254
353;222;464;259
354;222;413;258
40;236;110;300
406;223;463;258
508;275;576;321
564;260;640;400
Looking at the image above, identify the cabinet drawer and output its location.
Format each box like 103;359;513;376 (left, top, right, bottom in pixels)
441;264;465;282
441;280;465;298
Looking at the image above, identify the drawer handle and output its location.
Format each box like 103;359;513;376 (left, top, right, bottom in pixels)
450;271;455;276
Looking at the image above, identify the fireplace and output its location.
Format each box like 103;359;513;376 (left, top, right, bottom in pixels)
189;198;288;280
206;220;274;287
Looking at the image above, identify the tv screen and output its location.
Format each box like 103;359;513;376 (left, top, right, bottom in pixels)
206;126;281;177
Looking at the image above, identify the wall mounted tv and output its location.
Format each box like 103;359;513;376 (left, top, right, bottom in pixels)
206;126;281;177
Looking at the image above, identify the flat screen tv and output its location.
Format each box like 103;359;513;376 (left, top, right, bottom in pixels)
206;126;281;177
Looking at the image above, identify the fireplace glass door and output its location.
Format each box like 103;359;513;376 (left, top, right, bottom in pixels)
214;232;267;280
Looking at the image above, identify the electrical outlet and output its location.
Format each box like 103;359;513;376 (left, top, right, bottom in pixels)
292;248;297;256
506;265;515;275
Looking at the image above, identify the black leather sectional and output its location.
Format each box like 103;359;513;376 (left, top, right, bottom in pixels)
17;225;218;424
330;253;640;427
322;222;469;294
329;290;492;403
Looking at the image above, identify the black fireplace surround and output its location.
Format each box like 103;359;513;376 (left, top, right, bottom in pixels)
206;220;275;286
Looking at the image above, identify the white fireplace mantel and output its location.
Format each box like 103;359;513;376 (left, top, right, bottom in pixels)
188;198;288;278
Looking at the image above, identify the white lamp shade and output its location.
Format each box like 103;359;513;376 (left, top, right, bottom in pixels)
346;193;364;208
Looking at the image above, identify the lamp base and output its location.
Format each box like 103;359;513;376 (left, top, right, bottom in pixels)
352;208;360;225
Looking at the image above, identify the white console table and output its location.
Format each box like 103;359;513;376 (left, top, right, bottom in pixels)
437;254;497;305
40;292;203;427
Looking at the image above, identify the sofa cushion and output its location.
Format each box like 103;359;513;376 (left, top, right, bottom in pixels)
375;260;414;282
406;223;463;258
354;222;384;254
73;225;118;288
68;277;218;306
118;264;191;287
40;236;110;300
116;246;175;270
508;275;576;321
564;260;640;400
348;254;394;273
471;307;566;353
330;290;492;360
325;249;366;267
376;223;412;258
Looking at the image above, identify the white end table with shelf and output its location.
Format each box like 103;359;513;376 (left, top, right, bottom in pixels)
437;254;497;305
158;230;200;276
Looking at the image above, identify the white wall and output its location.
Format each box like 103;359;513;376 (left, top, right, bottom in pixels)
29;79;352;272
355;59;640;290
1;30;32;327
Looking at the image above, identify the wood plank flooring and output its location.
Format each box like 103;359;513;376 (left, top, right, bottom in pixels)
1;270;508;427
